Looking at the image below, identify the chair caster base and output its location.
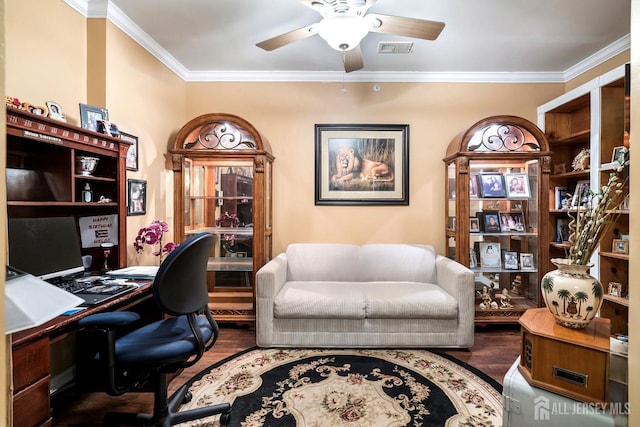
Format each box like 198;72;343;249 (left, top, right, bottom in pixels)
220;411;231;425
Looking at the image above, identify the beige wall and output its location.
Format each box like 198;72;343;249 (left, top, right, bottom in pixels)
6;0;87;121
186;81;563;255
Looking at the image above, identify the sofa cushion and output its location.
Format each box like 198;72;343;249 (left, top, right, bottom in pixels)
364;282;458;319
274;281;366;319
285;243;362;282
273;280;457;320
360;244;436;283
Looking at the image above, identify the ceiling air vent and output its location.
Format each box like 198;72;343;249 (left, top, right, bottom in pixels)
377;41;414;54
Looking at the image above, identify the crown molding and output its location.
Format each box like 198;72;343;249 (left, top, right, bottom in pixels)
64;0;629;84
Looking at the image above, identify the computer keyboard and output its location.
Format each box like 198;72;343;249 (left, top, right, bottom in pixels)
49;276;126;294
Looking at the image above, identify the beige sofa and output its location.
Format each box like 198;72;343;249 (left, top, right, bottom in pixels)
255;243;475;348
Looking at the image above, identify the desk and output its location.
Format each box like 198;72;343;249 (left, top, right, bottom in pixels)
11;281;155;427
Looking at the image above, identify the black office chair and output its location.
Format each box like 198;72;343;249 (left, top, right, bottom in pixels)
77;232;231;426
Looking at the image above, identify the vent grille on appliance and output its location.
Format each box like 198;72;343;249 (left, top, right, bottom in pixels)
377;42;413;54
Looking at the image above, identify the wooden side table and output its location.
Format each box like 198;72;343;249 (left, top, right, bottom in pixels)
518;308;610;403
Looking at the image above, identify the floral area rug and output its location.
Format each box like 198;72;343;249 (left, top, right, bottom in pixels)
177;347;503;427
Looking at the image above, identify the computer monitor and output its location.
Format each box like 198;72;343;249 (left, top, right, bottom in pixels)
8;216;85;281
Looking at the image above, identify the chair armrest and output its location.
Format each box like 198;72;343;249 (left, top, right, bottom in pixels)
434;255;475;319
77;311;141;329
255;253;288;346
256;252;288;300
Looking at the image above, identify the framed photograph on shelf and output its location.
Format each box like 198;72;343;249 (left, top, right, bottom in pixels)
607;282;623;297
612;239;629;254
503;251;519;270
520;253;535;270
79;103;109;133
469;249;478;269
314;123;409;205
477;172;506;198
483;212;501;232
612;146;628;164
127;179;147;216
509;200;523;212
45;101;66;122
120;132;139;171
505;173;531;198
555;218;570;243
482;200;503;211
469;175;479;198
469;217;480;233
571;180;591;208
554;186;570;210
479;242;501;268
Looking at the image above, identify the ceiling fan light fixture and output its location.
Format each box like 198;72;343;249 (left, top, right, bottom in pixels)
317;15;371;51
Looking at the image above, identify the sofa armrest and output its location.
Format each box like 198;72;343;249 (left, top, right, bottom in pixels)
435;255;475;346
255;253;288;346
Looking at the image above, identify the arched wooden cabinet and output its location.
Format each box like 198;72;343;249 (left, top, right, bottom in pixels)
443;115;551;324
170;113;274;323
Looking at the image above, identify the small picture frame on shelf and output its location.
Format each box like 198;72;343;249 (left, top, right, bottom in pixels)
477;172;506;198
482;200;503;211
612;146;628;164
608;282;623;297
127;179;147;216
479;242;501;268
469;175;479;198
554;186;570;210
483;212;501;232
45;101;66;122
520;253;535;270
79;103;109;133
469;249;478;269
555;217;570;243
504;173;531;198
571;180;591;208
503;251;519;270
470;217;480;233
498;212;524;232
612;239;629;254
509;200;522;212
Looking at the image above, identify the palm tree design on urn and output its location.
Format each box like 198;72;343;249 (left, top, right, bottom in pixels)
541;259;604;329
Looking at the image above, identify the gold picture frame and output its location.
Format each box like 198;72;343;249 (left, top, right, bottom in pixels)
612;239;629;254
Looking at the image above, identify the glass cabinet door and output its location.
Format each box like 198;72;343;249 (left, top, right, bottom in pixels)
184;160;254;291
171;112;275;323
468;160;540;311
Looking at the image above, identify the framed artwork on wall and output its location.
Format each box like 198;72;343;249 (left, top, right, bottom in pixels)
127;179;146;216
79;103;109;133
314;124;409;205
120;132;139;171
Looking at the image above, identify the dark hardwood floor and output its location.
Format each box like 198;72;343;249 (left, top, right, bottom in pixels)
51;323;521;426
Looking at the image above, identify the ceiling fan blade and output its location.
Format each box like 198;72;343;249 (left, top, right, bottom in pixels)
367;13;445;40
256;24;317;51
343;45;364;73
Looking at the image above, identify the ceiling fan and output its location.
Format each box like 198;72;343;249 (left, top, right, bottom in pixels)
256;0;445;73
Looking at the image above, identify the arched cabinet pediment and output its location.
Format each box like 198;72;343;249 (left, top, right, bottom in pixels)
170;113;274;323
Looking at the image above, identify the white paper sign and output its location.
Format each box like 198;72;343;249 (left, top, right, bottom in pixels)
78;215;118;248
